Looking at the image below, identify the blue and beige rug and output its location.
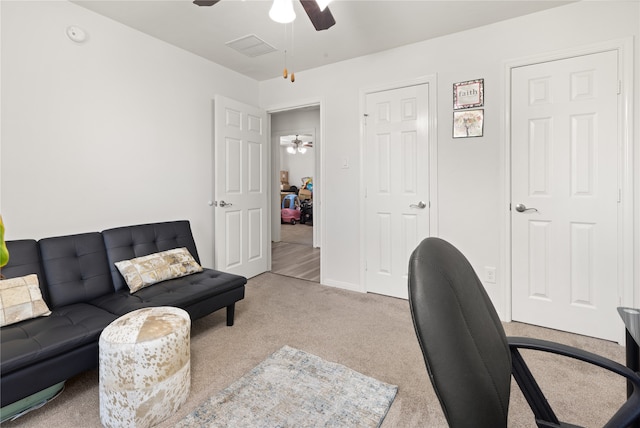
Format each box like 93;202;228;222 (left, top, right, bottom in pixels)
176;345;398;427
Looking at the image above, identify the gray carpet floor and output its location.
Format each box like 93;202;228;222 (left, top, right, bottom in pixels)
3;273;628;427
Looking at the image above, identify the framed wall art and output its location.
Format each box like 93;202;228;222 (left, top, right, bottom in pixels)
453;79;484;109
453;109;484;138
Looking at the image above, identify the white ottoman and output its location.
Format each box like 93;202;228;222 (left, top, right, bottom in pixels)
99;307;191;428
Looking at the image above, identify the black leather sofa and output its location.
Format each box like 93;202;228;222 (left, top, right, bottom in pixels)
0;220;246;410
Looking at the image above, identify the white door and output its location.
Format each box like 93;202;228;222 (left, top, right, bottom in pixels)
364;84;430;299
214;95;269;278
511;50;620;341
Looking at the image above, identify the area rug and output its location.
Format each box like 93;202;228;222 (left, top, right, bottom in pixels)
176;345;398;427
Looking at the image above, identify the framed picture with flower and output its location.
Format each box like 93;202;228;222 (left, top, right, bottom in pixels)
453;109;484;138
453;79;484;109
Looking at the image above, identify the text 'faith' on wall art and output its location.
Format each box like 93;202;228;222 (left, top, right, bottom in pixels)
453;78;484;138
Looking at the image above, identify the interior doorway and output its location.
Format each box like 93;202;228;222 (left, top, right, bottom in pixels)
270;106;321;282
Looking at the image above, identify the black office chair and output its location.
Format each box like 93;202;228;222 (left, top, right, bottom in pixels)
408;237;640;428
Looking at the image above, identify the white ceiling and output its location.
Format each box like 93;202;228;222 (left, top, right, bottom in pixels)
72;0;572;81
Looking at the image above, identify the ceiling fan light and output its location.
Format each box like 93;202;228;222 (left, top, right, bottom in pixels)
287;146;296;154
269;0;296;24
298;146;307;154
315;0;332;11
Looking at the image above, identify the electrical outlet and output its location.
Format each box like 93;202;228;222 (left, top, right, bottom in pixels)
485;267;496;284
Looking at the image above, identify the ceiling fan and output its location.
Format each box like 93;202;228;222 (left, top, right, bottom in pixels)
192;0;336;31
286;135;313;154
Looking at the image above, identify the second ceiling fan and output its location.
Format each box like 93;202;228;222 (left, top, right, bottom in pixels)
193;0;336;31
286;135;313;154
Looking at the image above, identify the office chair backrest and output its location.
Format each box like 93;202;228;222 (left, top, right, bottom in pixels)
408;237;512;428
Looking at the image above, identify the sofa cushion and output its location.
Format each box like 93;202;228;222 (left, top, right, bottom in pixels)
0;303;117;375
114;247;203;293
102;221;202;292
89;290;154;316
130;268;246;308
0;274;51;327
39;232;114;308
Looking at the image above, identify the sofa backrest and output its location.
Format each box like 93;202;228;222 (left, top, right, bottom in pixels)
38;232;114;308
2;240;51;304
102;220;201;292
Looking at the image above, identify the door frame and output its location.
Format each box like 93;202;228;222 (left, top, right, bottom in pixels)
359;75;439;294
271;126;317;244
265;97;325;283
501;38;636;325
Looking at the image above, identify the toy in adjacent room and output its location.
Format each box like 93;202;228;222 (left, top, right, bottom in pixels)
299;177;313;202
301;177;312;191
281;194;301;225
300;199;313;225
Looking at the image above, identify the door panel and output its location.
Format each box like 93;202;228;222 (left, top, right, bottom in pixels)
511;50;620;341
364;84;430;299
214;95;268;278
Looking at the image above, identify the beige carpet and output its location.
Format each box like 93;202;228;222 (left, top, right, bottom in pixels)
4;273;628;427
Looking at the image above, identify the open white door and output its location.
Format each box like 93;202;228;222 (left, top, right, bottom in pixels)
214;95;268;278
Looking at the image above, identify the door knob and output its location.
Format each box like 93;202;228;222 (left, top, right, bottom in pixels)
515;203;537;213
410;201;427;209
217;200;233;207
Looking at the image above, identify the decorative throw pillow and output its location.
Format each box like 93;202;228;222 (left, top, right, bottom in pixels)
0;274;52;327
114;247;203;294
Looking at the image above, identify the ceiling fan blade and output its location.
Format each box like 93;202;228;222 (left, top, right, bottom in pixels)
299;0;336;31
193;0;220;6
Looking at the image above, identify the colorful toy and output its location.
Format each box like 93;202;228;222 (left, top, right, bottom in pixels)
281;194;301;224
301;177;313;190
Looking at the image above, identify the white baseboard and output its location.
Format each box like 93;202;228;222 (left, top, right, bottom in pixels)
321;278;365;293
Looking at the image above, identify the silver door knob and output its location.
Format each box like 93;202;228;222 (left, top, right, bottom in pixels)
410;201;427;209
515;203;537;213
217;200;232;207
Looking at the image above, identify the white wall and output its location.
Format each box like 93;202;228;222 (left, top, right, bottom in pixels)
272;108;319;189
0;1;259;267
259;1;640;316
280;146;315;191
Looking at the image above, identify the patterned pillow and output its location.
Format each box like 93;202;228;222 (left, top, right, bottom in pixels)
0;274;52;327
114;247;203;294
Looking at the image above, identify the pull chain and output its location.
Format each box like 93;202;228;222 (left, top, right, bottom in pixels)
282;24;288;79
283;49;288;79
281;22;295;83
290;21;295;82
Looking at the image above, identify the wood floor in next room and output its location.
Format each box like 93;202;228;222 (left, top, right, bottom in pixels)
272;223;319;282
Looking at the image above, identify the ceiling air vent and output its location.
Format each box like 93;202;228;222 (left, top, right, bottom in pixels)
225;34;277;58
